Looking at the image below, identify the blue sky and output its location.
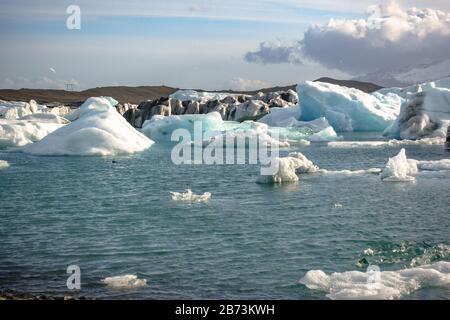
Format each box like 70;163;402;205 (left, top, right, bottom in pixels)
1;0;449;90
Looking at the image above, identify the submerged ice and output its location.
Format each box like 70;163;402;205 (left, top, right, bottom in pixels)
170;189;211;202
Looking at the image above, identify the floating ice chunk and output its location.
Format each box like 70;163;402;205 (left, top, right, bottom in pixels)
257;152;319;184
300;261;450;300
267;117;339;142
101;275;147;289
363;248;374;256
23;97;153;156
380;149;418;182
0;117;66;148
0;160;9;169
298;81;401;132
170;189;211;202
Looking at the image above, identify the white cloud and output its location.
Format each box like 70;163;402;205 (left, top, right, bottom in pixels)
227;77;271;91
245;1;450;76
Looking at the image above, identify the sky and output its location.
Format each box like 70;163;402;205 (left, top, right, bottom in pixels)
1;0;450;90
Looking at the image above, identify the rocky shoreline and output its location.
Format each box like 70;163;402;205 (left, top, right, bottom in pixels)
0;289;94;300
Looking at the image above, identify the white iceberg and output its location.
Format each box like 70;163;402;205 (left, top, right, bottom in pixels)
0;159;9;169
23;97;153;156
298;81;402;132
0;115;67;148
300;261;450;300
169;90;245;103
101;274;147;289
257;152;319;184
380;149;418;182
170;189;211;202
0;99;72;119
383;78;450;140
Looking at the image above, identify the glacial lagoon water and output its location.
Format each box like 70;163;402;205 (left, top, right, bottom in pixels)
0;132;449;299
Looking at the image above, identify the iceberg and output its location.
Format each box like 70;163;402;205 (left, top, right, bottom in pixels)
257;152;319;184
142;112;224;142
300;261;450;300
259;106;339;142
23;97;153;156
170;189;211;202
0;99;72;119
169;90;244;103
383;78;450;140
298;81;402;132
380;149;418;182
142;112;291;147
0;115;67;148
0;159;9;169
101;275;147;289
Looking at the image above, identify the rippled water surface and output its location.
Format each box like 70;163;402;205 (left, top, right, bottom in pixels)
0;132;449;299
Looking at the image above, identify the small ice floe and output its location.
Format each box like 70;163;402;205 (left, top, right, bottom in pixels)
170;189;211;202
257;152;319;184
300;261;450;300
101;275;147;289
0;160;10;169
328;138;446;148
320;168;382;175
334;203;343;208
380;148;418;182
363;248;374;256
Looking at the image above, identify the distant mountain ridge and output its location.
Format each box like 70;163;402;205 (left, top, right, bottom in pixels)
0;78;383;105
354;59;450;87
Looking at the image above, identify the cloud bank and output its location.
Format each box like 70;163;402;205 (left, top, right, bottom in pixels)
245;2;450;76
227;77;271;91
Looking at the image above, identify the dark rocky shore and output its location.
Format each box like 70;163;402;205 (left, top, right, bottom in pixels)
0;289;94;300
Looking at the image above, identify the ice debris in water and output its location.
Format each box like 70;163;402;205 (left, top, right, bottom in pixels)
0;160;10;169
380;148;418;182
101;275;147;289
300;261;450;300
170;189;211;202
380;148;450;181
257;152;319;184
